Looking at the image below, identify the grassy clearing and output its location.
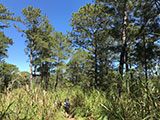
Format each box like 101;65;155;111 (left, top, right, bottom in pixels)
1;83;160;120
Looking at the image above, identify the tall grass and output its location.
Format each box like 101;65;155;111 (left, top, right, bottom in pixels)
1;79;160;120
0;85;107;120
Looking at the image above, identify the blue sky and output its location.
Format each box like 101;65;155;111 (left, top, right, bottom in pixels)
1;0;92;72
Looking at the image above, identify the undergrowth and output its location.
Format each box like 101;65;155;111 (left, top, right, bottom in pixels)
0;85;106;120
0;83;160;120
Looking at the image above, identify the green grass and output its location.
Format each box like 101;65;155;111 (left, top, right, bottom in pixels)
0;85;107;120
1;83;160;120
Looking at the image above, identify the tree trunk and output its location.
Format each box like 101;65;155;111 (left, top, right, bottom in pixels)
95;39;98;88
125;50;129;92
125;50;129;72
55;71;59;91
30;41;33;89
75;62;78;84
144;46;148;82
45;71;49;90
129;62;134;93
33;51;38;82
99;57;103;86
40;64;43;84
44;62;50;90
55;58;60;91
143;35;148;84
118;0;127;97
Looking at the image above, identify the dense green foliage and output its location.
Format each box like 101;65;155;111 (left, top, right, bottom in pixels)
1;82;160;120
0;0;160;119
0;62;19;92
0;3;20;61
0;32;13;62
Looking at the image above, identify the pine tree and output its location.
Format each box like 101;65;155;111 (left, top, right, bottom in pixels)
52;32;71;90
67;48;90;85
70;3;111;87
132;0;160;80
0;32;13;62
15;6;54;89
0;3;20;62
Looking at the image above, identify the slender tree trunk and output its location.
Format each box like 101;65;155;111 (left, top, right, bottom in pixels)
99;57;103;86
118;0;127;97
33;51;38;82
55;70;59;91
125;50;128;92
105;57;109;75
125;50;129;72
75;74;78;84
144;47;148;82
75;62;78;84
30;41;33;89
40;64;43;84
55;58;60;91
155;62;158;75
45;71;49;90
129;62;133;93
130;63;133;79
44;62;50;90
95;39;98;88
33;64;38;83
143;36;148;83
